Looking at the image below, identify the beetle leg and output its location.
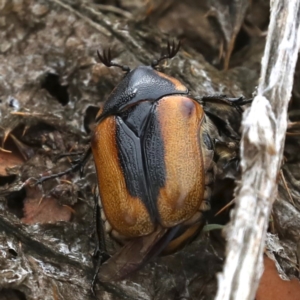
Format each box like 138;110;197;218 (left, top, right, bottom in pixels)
200;95;252;114
91;256;102;296
54;151;84;160
93;192;107;257
200;172;214;213
225;97;253;106
34;147;92;185
201;94;252;106
91;190;110;295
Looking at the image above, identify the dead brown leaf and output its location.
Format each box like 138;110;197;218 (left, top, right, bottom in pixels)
21;187;72;225
256;256;300;300
0;149;24;176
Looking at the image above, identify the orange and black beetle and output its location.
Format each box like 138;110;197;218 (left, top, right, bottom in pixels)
91;42;217;282
35;41;247;286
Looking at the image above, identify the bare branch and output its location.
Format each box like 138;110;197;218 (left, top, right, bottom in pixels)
215;1;300;300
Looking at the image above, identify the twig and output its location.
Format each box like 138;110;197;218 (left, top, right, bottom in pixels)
0;147;11;153
215;1;300;300
214;199;235;217
94;4;132;19
280;170;295;206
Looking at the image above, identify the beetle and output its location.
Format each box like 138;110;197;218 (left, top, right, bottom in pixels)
90;41;250;285
35;41;249;288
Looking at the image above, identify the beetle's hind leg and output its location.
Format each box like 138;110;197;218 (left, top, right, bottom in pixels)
91;189;110;295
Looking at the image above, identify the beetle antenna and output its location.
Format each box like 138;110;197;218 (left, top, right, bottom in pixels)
151;40;181;68
97;48;130;73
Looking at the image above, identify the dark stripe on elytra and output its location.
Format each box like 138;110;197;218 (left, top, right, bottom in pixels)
116;102;166;222
141;102;166;220
116;117;148;205
116;115;159;220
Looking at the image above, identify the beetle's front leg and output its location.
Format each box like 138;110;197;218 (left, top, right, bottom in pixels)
200;94;252;114
201;94;252;106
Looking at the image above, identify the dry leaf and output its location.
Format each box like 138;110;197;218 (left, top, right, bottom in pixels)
22;187;72;224
256;256;300;300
